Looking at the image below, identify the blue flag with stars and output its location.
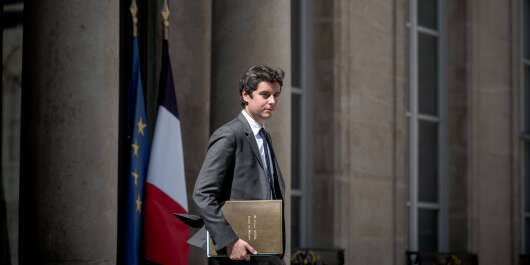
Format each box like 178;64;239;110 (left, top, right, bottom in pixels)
125;35;150;265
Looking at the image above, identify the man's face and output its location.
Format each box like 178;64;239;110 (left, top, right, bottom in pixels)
242;81;281;126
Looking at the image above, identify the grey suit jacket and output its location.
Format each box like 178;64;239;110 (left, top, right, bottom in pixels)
193;113;285;252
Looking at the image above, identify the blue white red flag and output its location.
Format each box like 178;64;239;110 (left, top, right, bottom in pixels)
144;39;189;265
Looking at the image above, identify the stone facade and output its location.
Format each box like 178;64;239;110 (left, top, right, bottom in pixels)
465;0;520;264
19;1;119;264
330;0;408;264
1;0;526;265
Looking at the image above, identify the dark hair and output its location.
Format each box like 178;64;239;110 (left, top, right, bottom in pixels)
239;65;285;108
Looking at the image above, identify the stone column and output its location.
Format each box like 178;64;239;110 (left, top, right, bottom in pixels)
332;0;408;264
167;1;212;265
309;0;335;247
211;0;291;260
20;1;118;264
466;0;517;264
447;0;469;252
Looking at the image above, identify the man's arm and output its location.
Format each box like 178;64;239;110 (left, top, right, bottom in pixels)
193;127;239;251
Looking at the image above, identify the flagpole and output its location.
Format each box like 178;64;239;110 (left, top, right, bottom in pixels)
162;0;169;40
128;0;139;140
130;0;138;37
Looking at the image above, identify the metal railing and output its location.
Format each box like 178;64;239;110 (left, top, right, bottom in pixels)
291;248;345;265
406;251;478;265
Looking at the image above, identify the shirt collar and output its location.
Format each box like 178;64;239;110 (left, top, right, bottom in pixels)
241;109;263;137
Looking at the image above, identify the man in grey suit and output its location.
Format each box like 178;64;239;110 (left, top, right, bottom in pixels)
193;65;286;264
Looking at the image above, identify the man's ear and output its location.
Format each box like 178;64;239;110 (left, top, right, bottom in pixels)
242;90;252;101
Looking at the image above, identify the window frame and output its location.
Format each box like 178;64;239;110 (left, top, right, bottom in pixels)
290;0;312;249
407;0;448;252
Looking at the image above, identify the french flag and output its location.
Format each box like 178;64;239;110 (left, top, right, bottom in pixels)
144;39;189;265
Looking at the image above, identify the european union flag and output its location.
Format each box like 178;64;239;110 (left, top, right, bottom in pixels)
125;35;150;265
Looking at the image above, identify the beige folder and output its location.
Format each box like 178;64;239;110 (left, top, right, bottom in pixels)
207;200;283;257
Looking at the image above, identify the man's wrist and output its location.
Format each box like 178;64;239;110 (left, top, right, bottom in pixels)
227;238;239;250
213;228;239;251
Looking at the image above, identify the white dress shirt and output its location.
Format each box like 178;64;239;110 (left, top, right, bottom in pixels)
241;110;273;176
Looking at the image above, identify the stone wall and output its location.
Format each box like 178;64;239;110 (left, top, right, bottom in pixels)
465;0;518;264
331;0;408;264
20;1;119;264
165;1;212;264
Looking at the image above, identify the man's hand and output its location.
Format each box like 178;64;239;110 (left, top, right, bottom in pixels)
226;238;257;261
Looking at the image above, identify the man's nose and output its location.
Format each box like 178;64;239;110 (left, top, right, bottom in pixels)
268;96;276;104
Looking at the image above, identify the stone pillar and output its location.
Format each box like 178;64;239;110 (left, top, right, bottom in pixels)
20;1;118;264
466;0;517;264
447;0;469;252
511;1;523;263
332;0;408;264
167;1;212;265
309;0;335;247
211;0;291;260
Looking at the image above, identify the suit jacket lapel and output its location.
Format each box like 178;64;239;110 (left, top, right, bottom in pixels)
237;113;264;169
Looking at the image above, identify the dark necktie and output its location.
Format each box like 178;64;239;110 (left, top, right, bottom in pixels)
259;128;276;200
